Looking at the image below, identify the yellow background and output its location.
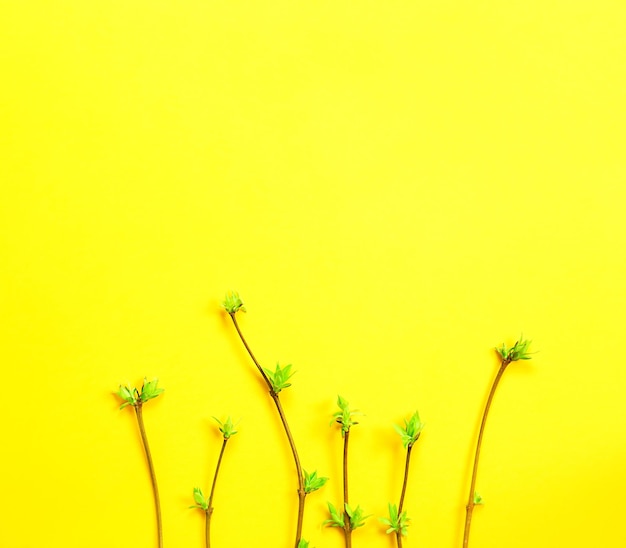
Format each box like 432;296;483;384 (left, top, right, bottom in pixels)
1;1;626;547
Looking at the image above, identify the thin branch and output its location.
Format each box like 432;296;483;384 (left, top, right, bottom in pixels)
228;312;307;548
206;438;229;548
134;403;163;548
462;359;510;547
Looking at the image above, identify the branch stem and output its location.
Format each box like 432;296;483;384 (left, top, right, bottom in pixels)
398;444;413;514
462;359;510;548
206;438;229;548
343;430;352;548
228;312;307;548
393;442;415;548
134;403;163;548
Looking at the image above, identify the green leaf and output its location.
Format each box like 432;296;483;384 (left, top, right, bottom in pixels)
323;502;345;528
345;503;371;530
115;383;137;409
380;503;410;536
303;469;328;494
213;416;238;439
394;410;424;449
222;291;246;314
473;491;484;505
496;337;533;363
140;377;164;403
191;487;208;510
331;395;361;436
263;363;295;393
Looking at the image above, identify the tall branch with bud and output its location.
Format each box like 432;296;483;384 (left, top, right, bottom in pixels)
116;378;165;548
462;338;533;547
222;292;326;548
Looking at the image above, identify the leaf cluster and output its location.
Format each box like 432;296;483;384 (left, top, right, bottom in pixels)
393;410;424;449
213;416;238;439
331;395;361;436
324;502;370;531
380;502;410;537
116;378;164;410
189;487;209;511
222;291;246;314
303;469;328;494
496;337;533;363
263;363;295;394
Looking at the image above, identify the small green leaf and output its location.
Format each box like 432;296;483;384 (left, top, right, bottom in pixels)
345;503;370;530
190;487;208;510
213;416;238;439
263;363;295;393
331;395;361;436
303;469;328;494
115;383;138;409
394;410;424;449
323;502;345;528
473;491;484;505
496;337;533;364
222;291;246;314
140;377;164;403
380;502;410;536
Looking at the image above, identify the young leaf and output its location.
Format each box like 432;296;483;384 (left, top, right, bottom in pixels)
496;337;533;363
345;503;371;530
331;395;361;436
213;416;238;439
263;363;295;393
190;487;209;510
140;378;164;403
323;502;345;528
303;469;328;494
115;384;137;409
380;502;410;536
393;410;424;449
222;291;246;314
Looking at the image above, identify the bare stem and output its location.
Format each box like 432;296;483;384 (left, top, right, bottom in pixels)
228;312;307;548
206;438;229;548
205;510;210;548
394;442;415;548
343;430;352;548
398;444;413;514
228;313;273;390
273;393;307;547
134;403;163;548
462;359;510;548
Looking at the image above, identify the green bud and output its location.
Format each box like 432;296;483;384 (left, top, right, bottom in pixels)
393;410;424;449
115;384;137;409
222;291;246;314
303;469;328;494
140;377;164;403
331;395;361;436
213;416;238;439
190;487;209;510
380;502;410;537
345;503;371;530
324;502;345;528
263;363;295;393
496;337;533;364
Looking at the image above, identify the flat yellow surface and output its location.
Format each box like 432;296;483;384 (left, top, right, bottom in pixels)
2;2;626;547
